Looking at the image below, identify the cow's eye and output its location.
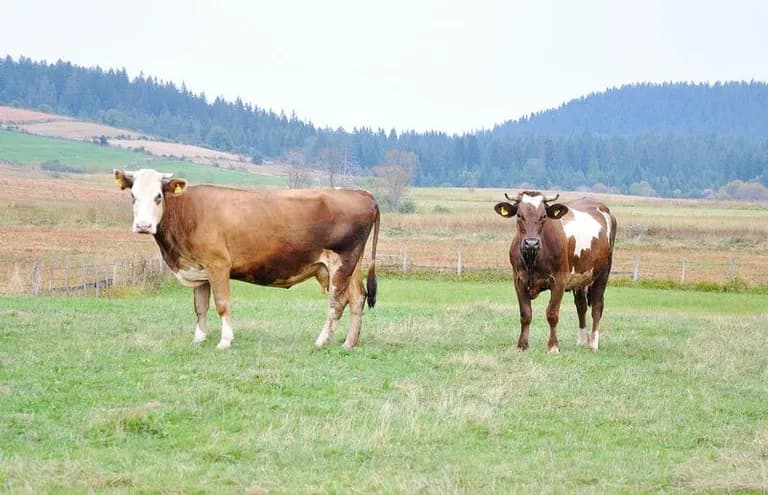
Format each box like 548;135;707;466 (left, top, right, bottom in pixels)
154;193;162;204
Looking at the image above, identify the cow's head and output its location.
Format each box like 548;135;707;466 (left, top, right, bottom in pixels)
114;169;187;234
494;191;569;265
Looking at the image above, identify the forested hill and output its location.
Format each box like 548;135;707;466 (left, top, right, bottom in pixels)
1;55;767;199
494;82;768;139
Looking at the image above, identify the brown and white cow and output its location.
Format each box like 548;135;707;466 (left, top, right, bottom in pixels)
114;168;379;350
494;191;617;353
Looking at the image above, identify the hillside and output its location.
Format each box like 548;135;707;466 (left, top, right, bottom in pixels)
494;82;768;138
1;55;767;197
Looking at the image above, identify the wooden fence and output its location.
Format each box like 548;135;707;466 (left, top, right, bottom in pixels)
2;249;767;296
374;248;768;286
2;256;169;296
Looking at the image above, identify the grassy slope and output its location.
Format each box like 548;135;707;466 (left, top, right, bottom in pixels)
0;129;284;186
1;280;766;493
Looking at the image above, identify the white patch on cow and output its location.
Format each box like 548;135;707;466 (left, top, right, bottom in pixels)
589;330;600;351
548;344;560;354
600;209;613;241
563;210;603;256
193;324;206;343
174;267;209;288
577;327;587;346
521;194;543;208
216;316;234;350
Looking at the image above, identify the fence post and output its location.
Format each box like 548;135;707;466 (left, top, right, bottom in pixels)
48;263;54;292
680;257;686;284
32;260;41;296
65;257;71;295
81;264;87;295
457;249;463;278
113;262;119;288
632;255;640;282
402;247;408;274
94;262;100;298
729;257;737;282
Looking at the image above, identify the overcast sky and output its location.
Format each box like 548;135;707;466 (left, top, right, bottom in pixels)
2;0;767;134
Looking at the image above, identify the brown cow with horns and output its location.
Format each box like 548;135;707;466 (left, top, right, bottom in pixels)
114;168;380;350
494;191;617;353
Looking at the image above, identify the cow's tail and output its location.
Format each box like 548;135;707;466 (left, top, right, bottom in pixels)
366;203;380;309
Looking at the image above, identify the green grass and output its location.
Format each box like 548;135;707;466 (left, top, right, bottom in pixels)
0;129;285;186
1;279;766;493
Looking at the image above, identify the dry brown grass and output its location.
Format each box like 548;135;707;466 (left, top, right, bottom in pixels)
2;167;768;292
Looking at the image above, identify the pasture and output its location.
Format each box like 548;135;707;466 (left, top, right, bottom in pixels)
1;279;767;493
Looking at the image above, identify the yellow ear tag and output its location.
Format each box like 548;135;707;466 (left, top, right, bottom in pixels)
115;178;123;188
174;184;183;194
499;205;509;216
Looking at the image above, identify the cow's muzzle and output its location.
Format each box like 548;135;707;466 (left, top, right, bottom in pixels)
520;237;540;266
133;222;156;234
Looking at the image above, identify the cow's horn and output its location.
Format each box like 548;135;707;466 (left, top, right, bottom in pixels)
543;193;560;203
504;192;521;202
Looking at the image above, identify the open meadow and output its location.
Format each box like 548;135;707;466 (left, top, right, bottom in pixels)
1;126;768;492
1;279;767;493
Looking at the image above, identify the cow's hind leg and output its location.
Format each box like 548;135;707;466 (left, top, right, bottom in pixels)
342;260;366;349
314;281;348;348
587;276;608;351
573;288;588;347
193;282;211;343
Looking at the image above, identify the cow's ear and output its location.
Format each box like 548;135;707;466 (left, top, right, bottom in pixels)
163;178;188;195
546;203;569;219
494;202;517;218
114;169;133;190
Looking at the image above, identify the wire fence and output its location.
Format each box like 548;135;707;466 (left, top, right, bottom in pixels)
1;255;169;296
2;248;767;297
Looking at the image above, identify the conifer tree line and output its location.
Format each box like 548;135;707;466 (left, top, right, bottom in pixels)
1;56;767;198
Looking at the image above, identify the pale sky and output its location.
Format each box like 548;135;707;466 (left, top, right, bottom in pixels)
1;0;767;134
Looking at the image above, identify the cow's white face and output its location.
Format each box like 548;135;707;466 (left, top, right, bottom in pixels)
114;169;183;234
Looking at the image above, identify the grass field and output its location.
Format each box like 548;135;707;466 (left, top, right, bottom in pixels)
1;279;766;493
0;129;285;187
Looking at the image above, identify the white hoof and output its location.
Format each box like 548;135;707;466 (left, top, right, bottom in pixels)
314;331;332;348
588;331;600;351
548;345;560;354
216;340;232;350
193;332;206;344
576;328;588;346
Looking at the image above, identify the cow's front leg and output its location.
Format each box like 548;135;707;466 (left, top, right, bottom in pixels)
209;270;234;350
546;286;565;353
514;281;532;350
192;282;211;343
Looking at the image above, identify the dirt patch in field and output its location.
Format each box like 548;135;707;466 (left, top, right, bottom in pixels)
0;106;70;123
110;139;240;161
18;121;143;140
0;166;121;202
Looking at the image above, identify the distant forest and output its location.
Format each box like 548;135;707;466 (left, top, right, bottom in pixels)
1;55;767;198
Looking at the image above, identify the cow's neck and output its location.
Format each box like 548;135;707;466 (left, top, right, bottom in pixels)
152;197;186;271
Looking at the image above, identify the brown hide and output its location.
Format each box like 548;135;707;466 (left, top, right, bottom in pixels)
508;197;615;299
154;185;378;288
497;191;616;352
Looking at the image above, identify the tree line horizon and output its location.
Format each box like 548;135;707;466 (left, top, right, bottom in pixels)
1;55;767;200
